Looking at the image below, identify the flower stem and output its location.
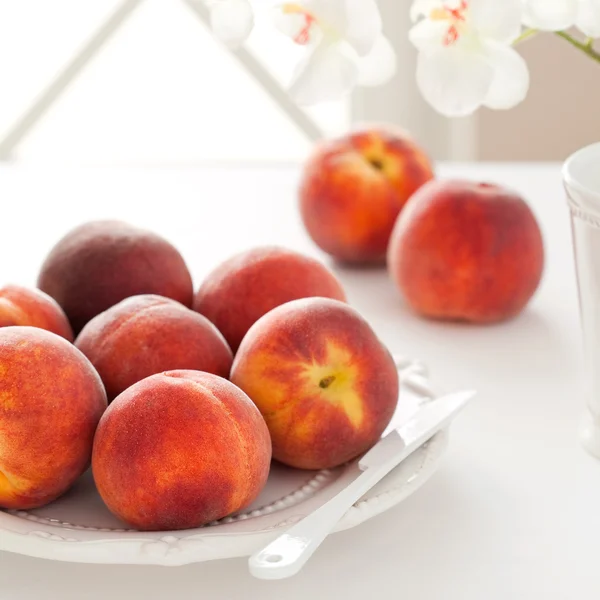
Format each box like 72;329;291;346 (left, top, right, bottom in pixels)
513;28;538;46
556;31;600;64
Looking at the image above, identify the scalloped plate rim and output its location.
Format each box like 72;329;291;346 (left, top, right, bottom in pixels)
0;430;448;566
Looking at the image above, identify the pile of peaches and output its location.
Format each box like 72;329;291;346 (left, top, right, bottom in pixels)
0;127;544;533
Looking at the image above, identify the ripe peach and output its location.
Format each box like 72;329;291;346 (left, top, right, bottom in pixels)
38;220;194;334
92;370;272;531
0;285;73;341
0;327;107;510
194;246;347;353
230;298;399;470
76;295;233;402
299;127;434;264
388;180;544;322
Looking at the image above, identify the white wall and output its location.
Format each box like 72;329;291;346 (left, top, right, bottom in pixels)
479;32;600;161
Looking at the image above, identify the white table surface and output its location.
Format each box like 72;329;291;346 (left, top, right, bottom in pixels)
0;162;598;600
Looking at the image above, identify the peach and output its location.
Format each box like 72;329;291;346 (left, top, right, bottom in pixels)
299;127;434;264
38;220;194;334
194;246;347;353
387;180;545;322
230;298;399;470
0;327;107;510
76;295;233;402
92;370;271;531
0;285;73;341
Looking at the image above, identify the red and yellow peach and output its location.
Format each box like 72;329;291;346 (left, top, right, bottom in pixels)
194;246;347;352
387;180;544;322
299;128;434;264
0;327;107;509
231;298;399;470
75;295;233;402
0;285;73;341
92;370;272;531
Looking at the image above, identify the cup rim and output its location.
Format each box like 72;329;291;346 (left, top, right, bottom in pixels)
563;142;600;204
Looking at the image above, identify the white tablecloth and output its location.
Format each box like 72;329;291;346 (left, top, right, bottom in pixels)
0;163;597;600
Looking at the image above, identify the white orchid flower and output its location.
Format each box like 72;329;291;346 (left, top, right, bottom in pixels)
523;0;600;38
208;0;255;48
273;0;396;105
409;0;529;117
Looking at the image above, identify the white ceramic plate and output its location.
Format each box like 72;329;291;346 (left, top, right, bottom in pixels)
0;358;450;566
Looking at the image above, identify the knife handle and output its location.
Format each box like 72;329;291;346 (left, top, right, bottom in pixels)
249;466;387;580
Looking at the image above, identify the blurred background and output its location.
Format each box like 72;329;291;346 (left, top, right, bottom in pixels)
0;0;598;165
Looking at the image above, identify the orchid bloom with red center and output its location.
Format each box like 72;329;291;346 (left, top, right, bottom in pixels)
273;0;397;105
425;0;470;45
409;0;529;117
204;0;600;114
523;0;600;37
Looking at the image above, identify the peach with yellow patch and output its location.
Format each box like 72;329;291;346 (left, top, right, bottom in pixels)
92;370;272;531
0;285;73;341
299;127;434;264
230;298;399;470
0;327;107;510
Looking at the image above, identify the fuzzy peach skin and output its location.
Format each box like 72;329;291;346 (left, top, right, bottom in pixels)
38;220;194;334
387;180;545;322
230;298;399;470
92;370;272;531
0;327;107;510
0;285;73;341
76;295;233;402
299;128;434;264
194;246;347;353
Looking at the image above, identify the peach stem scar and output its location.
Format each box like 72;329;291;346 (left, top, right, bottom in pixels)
319;375;336;389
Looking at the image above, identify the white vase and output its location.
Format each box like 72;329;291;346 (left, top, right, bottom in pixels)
564;142;600;458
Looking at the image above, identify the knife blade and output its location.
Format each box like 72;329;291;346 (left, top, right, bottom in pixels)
359;389;475;471
249;389;476;580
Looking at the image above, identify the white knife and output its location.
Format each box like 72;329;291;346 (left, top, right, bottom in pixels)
248;390;475;580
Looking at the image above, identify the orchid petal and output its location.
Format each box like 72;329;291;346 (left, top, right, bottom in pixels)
343;0;382;56
416;44;494;116
289;41;358;105
471;0;524;43
576;0;600;38
273;2;320;45
209;0;254;48
409;17;451;51
303;0;348;34
522;0;578;31
410;0;442;22
483;42;530;110
357;35;397;86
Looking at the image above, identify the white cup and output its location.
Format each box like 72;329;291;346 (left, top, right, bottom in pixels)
564;142;600;458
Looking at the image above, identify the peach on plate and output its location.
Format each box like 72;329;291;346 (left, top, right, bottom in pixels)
38;220;193;334
75;294;233;401
0;327;107;510
92;370;272;531
387;179;544;322
75;295;233;402
194;246;346;352
299;127;434;264
0;285;73;341
230;297;399;470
